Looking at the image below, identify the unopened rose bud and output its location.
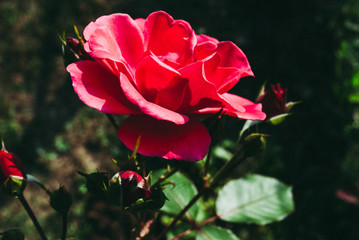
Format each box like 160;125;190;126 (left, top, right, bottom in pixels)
65;37;92;61
50;185;73;215
77;171;108;195
257;84;288;120
110;170;150;206
0;143;26;196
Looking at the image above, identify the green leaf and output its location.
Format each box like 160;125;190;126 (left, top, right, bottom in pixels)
167;222;195;240
216;174;294;225
155;171;199;221
239;120;260;139
213;145;233;161
196;225;240;240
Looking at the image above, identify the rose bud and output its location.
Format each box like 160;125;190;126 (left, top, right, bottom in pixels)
50;185;73;215
257;84;287;119
0;143;27;196
256;83;297;124
77;171;109;195
65;37;92;61
110;170;150;206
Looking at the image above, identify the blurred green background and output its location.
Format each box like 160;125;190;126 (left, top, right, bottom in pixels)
1;0;359;239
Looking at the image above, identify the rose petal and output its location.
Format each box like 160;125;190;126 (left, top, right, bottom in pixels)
0;151;25;186
67;61;138;114
215;42;254;90
135;54;186;111
196;34;219;45
84;13;144;72
204;41;254;93
194;41;217;61
204;54;243;94
178;61;243;112
190;93;266;121
222;93;266;120
134;18;146;32
118;115;210;161
143;11;196;66
119;72;189;125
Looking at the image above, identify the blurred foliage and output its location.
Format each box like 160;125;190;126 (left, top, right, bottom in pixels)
0;0;359;239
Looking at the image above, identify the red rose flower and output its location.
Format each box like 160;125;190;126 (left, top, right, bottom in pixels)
67;11;266;161
0;147;26;187
257;84;288;119
111;170;150;206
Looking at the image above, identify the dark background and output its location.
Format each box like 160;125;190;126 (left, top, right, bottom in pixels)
1;0;359;239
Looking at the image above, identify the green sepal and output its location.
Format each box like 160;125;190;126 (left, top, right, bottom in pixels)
106;176;123;206
268;113;291;125
2;176;26;198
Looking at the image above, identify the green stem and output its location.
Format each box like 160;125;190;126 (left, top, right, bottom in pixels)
210;145;245;188
154;188;206;240
203;139;214;187
151;166;179;188
106;113;119;130
18;194;48;240
61;213;68;240
203;110;224;184
154;144;247;240
169;215;219;240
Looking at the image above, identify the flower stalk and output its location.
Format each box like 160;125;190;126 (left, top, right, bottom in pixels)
18;194;48;240
61;213;68;240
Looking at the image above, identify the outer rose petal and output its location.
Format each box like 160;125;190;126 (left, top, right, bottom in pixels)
143;11;196;66
178;61;245;113
83;13;144;72
0;151;26;186
204;42;254;93
191;93;266;121
196;34;219;45
222;93;266;120
134;18;146;32
67;61;138;115
118;115;210;161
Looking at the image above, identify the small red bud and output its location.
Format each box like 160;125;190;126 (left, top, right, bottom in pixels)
0;143;27;196
257;84;288;119
111;170;151;206
65;37;92;61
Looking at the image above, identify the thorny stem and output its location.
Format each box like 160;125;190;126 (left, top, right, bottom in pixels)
154;188;207;240
169;215;220;240
18;194;48;240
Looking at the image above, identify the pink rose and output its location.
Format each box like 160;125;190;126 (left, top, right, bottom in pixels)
66;11;266;161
